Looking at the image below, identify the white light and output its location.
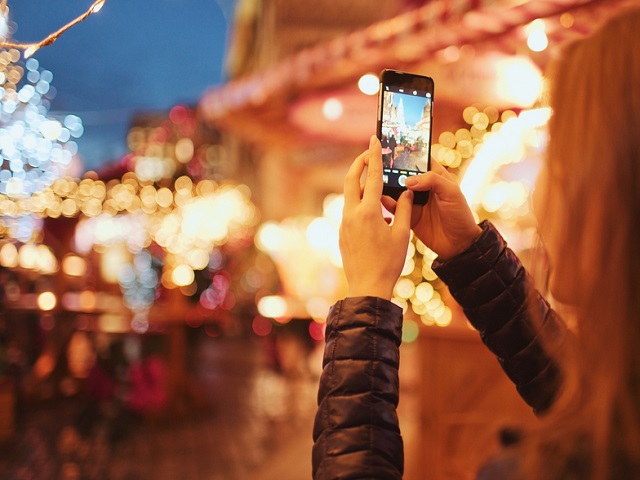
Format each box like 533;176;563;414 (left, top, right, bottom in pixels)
0;9;9;41
24;45;39;59
495;57;543;107
527;30;548;52
358;73;379;95
306;217;337;252
322;98;343;121
257;295;288;318
460;107;550;208
92;1;106;13
255;222;283;253
40;120;62;141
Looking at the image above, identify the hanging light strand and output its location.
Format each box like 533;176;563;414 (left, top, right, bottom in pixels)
0;0;106;58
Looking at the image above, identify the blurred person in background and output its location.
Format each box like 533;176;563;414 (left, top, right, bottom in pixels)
313;7;640;480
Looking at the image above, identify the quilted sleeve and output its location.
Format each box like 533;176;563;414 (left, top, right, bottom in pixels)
432;221;569;414
312;296;404;480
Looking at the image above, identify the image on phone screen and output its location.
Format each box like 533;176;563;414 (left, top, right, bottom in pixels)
380;85;433;190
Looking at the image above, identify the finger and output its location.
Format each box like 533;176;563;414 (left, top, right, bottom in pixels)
343;150;368;210
363;135;383;203
380;195;398;215
391;189;413;236
429;158;455;180
405;171;461;201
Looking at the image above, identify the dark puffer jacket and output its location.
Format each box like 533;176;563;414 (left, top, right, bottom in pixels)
312;221;570;479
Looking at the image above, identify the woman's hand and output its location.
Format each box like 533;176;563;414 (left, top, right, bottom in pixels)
381;159;482;261
340;136;414;300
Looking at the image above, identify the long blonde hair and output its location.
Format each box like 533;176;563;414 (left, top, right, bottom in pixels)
525;7;640;480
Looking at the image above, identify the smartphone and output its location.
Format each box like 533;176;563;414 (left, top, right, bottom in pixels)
377;69;434;205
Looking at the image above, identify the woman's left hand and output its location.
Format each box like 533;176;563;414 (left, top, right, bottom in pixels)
339;135;414;300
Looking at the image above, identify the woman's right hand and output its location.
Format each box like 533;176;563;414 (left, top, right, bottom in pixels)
382;160;482;261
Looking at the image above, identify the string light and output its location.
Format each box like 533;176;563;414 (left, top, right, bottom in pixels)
0;0;107;59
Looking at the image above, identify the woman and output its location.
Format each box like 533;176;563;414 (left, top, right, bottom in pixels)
313;8;640;480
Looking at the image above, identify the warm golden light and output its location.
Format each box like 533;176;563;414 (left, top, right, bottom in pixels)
18;244;38;269
255;222;283;253
395;278;415;300
0;242;18;268
62;254;87;277
78;290;97;310
171;264;195;287
38;291;57;311
257;295;288;318
414;282;434;303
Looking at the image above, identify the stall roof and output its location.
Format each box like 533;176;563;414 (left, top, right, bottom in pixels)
199;0;636;147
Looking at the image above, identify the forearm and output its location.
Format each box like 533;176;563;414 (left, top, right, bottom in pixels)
312;296;404;480
433;221;568;413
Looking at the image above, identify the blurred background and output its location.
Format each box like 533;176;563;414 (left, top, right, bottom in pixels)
0;0;633;479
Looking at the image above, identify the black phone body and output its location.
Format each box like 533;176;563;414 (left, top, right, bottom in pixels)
377;69;434;205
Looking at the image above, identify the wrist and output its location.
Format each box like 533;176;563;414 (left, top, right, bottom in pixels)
438;224;483;261
347;284;394;301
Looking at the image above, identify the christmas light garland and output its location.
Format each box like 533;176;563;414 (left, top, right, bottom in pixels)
0;0;106;59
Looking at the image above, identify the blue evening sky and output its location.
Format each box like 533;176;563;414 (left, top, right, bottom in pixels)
8;0;234;171
393;92;428;127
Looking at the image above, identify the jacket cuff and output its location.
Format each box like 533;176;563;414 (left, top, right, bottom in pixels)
432;220;507;288
328;296;404;346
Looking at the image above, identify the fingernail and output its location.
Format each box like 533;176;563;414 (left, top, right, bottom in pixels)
370;135;377;148
405;190;414;201
405;177;417;187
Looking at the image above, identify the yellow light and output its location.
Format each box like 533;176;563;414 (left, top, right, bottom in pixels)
36;245;58;274
62;255;87;277
186;248;210;270
415;282;434;303
358;73;379;95
78;290;97;310
100;245;129;284
38;291;57;311
306;297;330;321
395;278;416;299
0;243;18;268
19;244;38;269
422;264;437;282
156;187;174;208
171;264;194;287
255;222;283;253
401;257;415;276
257;295;288;318
411;301;428;315
434;306;453;327
175;138;194;164
495;57;542;107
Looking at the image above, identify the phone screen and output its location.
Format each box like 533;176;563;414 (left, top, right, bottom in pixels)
378;70;433;204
